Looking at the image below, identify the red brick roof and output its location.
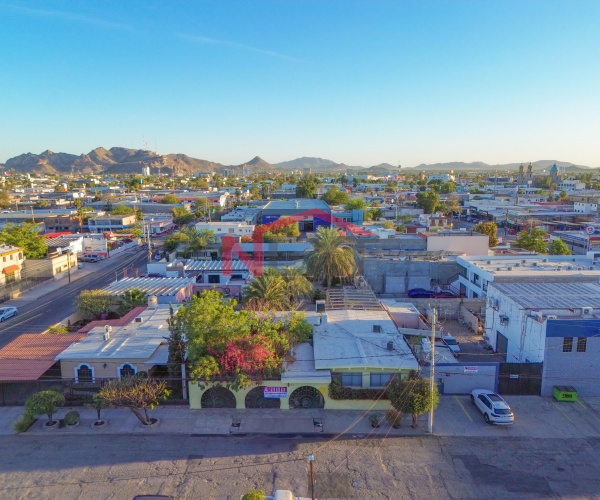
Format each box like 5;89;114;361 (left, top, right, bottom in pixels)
0;333;85;381
77;306;147;334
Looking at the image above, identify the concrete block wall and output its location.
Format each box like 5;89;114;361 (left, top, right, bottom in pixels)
408;298;486;320
421;363;499;394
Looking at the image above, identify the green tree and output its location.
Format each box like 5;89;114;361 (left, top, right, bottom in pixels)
387;374;439;428
161;193;180;204
181;227;215;257
166;304;187;380
548;238;572;255
110;205;134;216
296;175;318;198
305;227;356;287
0;222;48;259
281;266;313;308
73;198;82;209
164;232;188;252
474;221;499;247
344;198;367;211
514;227;549;253
416;191;441;214
98;376;170;426
440;181;456;194
76;289;113;318
34;199;49;209
368;207;383;221
243;272;289;311
118;288;147;314
0;190;11;209
172;206;193;225
322;186;349;206
25;390;65;425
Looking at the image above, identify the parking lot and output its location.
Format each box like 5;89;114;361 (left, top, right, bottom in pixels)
434;395;600;438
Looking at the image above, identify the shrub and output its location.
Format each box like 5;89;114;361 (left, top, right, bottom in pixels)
241;490;267;500
106;311;121;319
13;413;36;433
48;324;69;334
369;414;381;428
25;390;65;424
64;410;80;426
328;380;388;401
87;394;109;422
386;408;402;428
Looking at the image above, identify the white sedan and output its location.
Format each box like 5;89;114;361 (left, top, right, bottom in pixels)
0;307;18;322
471;389;514;425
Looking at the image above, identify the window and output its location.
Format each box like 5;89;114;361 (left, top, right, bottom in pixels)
120;364;136;378
208;274;220;283
370;373;394;387
577;337;587;353
2;257;5;262
76;364;93;383
563;337;573;352
339;373;362;387
373;325;381;333
9;254;12;260
229;228;235;233
5;272;15;283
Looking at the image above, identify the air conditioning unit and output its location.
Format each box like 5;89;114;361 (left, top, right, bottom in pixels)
530;311;543;322
542;258;549;263
499;315;509;325
487;260;491;265
507;266;513;271
547;315;558;320
493;299;500;310
496;267;502;271
582;307;593;315
515;263;521;267
557;266;562;271
532;262;538;266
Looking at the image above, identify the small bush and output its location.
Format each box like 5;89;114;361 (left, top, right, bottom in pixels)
241;490;267;500
25;390;65;424
369;414;381;428
13;413;36;433
386;408;402;428
48;324;69;334
64;410;80;426
328;380;389;400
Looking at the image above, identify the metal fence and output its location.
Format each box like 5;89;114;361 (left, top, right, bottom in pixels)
0;377;187;406
0;277;52;304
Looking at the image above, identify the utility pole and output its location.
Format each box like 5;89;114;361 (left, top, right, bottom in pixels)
67;250;71;284
395;163;401;221
428;308;436;434
308;455;316;500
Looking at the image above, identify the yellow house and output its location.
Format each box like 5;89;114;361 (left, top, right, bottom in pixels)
189;309;420;410
0;245;24;285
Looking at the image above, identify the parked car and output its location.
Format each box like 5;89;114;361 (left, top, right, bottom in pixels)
442;335;460;354
471;389;514;425
408;288;435;298
0;307;18;322
435;291;456;298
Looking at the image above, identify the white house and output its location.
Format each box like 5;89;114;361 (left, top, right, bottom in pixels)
485;281;600;396
195;221;255;238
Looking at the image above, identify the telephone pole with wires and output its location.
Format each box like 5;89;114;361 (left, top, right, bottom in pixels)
428;308;436;434
308;454;316;500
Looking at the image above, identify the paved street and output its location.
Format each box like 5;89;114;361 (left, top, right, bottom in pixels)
0;249;148;348
0;433;599;499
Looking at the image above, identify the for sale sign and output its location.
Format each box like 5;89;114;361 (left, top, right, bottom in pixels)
463;366;479;374
263;387;287;399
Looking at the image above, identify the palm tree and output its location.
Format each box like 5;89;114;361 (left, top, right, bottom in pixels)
118;288;147;314
243;272;289;311
281;266;313;307
305;227;356;287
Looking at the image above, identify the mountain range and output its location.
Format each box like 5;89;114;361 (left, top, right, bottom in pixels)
1;147;595;175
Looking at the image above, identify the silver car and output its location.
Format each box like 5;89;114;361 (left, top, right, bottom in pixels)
471;389;514;425
0;307;18;322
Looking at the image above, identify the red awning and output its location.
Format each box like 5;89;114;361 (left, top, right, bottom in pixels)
2;265;20;274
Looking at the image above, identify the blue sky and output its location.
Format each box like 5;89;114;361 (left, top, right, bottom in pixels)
1;1;599;167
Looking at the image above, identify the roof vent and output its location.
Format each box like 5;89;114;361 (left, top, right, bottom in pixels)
373;325;382;333
135;317;143;323
507;266;513;271
522;260;526;264
496;267;502;271
387;341;394;351
532;262;538;266
487;260;491;265
542;258;548;262
103;325;111;341
515;263;520;267
557;266;562;271
568;266;573;270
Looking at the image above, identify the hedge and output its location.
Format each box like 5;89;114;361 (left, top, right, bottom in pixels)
328;380;389;400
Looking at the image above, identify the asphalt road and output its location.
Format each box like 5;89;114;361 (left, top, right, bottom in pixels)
0;249;148;348
0;433;598;499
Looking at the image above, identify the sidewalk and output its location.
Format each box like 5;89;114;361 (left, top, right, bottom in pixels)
2;247;144;309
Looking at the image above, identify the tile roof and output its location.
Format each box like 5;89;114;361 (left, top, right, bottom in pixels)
0;333;85;381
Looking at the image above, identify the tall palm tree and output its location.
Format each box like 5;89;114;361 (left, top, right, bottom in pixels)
243;272;289;311
118;288;147;314
305;227;356;287
281;266;313;307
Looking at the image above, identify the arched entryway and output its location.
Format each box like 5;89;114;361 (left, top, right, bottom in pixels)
289;386;325;409
244;386;281;408
201;386;236;408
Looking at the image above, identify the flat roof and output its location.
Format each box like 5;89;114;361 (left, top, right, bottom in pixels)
282;342;331;383
458;255;600;277
262;199;331;211
313;310;419;371
489;282;600;309
103;277;195;296
57;305;177;361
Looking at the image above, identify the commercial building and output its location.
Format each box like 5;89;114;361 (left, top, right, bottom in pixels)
420;230;490;255
260;199;332;232
88;214;137;233
485;282;600;396
22;252;78;280
456;255;600;299
551;231;600;256
43;214;83;233
195;221;255;238
0;246;24;285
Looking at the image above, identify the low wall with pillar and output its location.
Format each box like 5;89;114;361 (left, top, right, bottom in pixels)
188;380;391;411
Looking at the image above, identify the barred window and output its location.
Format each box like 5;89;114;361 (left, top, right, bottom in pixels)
563;337;573;353
577;337;587;353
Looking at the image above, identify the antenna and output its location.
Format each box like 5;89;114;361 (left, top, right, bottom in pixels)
142;135;148;151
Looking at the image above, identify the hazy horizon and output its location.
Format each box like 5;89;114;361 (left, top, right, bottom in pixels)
1;1;599;167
